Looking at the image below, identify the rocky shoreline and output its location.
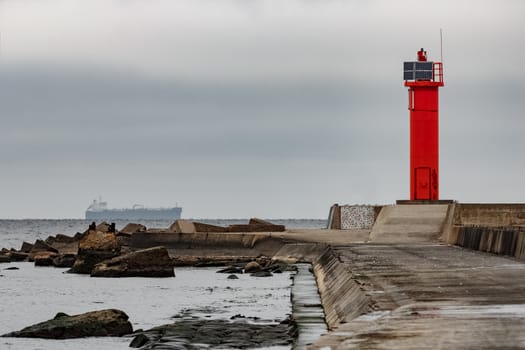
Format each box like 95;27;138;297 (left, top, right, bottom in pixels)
1;219;323;349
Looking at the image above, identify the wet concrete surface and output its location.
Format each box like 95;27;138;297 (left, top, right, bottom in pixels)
309;244;525;349
291;264;327;349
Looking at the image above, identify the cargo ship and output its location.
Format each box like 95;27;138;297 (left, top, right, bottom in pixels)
85;198;182;220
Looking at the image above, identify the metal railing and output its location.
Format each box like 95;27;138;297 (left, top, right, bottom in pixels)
433;62;444;83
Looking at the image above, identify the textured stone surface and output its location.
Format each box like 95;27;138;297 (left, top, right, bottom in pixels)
2;309;132;339
129;318;297;349
340;205;377;230
119;223;147;236
68;230;121;274
91;246;174;277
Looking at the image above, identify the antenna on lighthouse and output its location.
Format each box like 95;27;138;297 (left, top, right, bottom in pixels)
440;28;443;62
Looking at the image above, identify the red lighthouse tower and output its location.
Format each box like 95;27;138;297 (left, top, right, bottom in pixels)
404;48;444;200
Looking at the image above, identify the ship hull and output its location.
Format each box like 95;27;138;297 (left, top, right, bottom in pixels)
85;207;182;221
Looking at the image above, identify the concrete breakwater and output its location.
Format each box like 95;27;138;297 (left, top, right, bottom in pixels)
3;203;525;349
454;226;525;259
311;247;368;329
443;203;525;260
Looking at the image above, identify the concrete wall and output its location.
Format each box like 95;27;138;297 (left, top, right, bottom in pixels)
327;204;381;230
454;226;525;260
129;231;286;258
453;203;525;226
311;247;369;329
442;204;525;260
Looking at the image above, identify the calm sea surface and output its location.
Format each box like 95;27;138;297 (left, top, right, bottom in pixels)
0;219;324;349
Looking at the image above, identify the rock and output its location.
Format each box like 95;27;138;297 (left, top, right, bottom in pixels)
20;242;34;253
217;266;243;274
7;251;29;262
31;240;59;253
129;318;297;349
47;234;77;244
34;252;58;266
250;271;273;277
4;266;19;270
118;223;146;237
91;246;174;278
264;263;297;274
228;219;286;233
244;261;262;273
0;255;10;263
53;254;77;268
73;232;85;241
79;230;120;251
67;230;121;274
170;220;196;234
193;222;228;233
249;218;274;225
227;274;239;279
95;222;111;232
129;333;150;348
28;240;59;262
1;309;132;339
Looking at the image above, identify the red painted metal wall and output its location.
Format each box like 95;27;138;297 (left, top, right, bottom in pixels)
404;49;444;200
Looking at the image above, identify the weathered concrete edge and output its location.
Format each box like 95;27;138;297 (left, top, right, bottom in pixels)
311;246;369;330
273;243;370;331
440;203;525;260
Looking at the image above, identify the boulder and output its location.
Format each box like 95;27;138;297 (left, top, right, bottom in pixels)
227;274;239;280
193;222;228;233
118;223;146;237
250;271;273;278
28;240;59;262
46;234;77;245
129;333;150;348
248;218;275;225
170;220;196;234
7;251;29;262
34;252;58;266
68;230;121;274
228;224;286;233
95;222;111;232
244;261;262;273
1;309;132;339
53;254;77;268
217;266;244;274
91;246;174;278
20;242;34;253
31;239;59;253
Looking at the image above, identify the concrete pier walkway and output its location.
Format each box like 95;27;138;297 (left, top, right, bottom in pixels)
308;243;525;349
123;203;525;348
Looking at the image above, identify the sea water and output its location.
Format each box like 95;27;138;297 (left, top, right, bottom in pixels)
0;220;324;349
0;263;294;349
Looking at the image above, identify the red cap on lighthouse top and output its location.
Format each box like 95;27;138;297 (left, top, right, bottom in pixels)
417;48;427;62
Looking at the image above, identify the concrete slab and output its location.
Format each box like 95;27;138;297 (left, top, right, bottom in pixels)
370;205;450;243
309;244;525;349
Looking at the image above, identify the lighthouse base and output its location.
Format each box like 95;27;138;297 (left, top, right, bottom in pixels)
396;199;456;205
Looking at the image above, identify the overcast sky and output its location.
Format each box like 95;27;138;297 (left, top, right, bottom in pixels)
0;0;524;219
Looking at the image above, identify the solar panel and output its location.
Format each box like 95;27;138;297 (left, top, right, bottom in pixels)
415;62;433;71
404;71;415;80
415;71;433;80
403;61;434;81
